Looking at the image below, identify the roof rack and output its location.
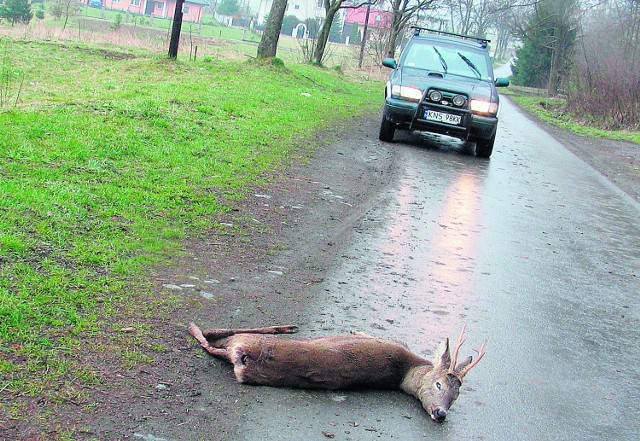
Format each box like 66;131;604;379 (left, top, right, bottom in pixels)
410;26;490;48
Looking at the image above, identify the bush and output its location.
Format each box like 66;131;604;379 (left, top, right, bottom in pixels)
111;13;122;30
35;4;45;19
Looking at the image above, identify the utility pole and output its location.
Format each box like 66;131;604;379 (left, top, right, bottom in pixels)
358;2;372;69
168;0;186;58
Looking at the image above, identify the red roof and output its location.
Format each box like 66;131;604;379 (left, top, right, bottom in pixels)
344;7;392;28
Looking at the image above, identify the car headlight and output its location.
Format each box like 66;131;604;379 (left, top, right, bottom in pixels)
470;99;498;115
452;94;466;107
391;85;423;101
428;90;442;102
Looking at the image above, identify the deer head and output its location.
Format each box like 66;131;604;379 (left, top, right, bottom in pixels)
404;326;486;422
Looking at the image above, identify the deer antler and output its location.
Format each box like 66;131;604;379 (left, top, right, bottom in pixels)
447;325;486;380
457;340;487;379
448;325;467;376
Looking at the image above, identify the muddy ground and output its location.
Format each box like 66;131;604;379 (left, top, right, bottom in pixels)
3;100;638;440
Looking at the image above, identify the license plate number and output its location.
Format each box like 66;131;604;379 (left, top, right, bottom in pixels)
425;109;461;125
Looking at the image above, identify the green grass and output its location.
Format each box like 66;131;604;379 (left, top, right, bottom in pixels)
0;37;381;406
507;88;640;144
31;2;366;70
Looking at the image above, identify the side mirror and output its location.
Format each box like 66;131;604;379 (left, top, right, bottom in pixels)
382;58;397;69
495;77;510;87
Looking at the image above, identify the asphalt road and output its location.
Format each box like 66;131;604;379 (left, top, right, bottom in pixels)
231;98;640;440
133;95;639;441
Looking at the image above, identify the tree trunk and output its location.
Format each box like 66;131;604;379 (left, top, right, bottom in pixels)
257;0;288;59
168;0;185;58
547;37;561;96
386;3;404;58
313;4;341;65
387;27;400;58
386;0;403;58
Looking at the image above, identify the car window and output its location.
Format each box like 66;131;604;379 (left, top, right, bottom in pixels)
401;40;492;81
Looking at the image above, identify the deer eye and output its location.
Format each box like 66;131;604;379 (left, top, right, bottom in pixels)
435;382;442;390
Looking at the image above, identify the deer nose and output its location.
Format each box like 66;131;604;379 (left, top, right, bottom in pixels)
432;407;447;422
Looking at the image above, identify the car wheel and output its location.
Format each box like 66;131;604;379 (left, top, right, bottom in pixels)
475;135;495;158
379;115;395;142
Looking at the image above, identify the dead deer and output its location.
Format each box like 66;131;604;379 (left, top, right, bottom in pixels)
188;323;485;422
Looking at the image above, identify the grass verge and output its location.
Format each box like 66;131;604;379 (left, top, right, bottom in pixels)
505;86;639;144
0;37;381;419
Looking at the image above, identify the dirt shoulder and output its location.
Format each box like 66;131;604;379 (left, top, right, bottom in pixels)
3;109;638;440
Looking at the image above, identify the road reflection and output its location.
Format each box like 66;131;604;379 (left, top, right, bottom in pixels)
368;154;486;343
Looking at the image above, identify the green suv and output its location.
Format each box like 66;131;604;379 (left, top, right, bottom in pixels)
380;27;509;158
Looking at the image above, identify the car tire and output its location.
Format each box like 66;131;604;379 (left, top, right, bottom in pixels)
379;115;395;142
475;135;495;158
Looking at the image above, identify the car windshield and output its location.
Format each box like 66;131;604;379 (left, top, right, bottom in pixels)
401;40;492;80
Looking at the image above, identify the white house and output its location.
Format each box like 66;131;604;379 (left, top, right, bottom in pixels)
244;0;325;26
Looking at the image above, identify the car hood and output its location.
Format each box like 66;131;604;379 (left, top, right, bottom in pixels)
394;67;496;101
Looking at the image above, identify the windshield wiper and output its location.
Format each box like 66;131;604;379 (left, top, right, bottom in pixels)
457;52;482;78
432;47;448;73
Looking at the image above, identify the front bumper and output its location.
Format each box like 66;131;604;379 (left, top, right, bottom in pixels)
383;97;498;141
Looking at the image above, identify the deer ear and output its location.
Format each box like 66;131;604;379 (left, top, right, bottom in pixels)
432;338;451;369
455;355;473;372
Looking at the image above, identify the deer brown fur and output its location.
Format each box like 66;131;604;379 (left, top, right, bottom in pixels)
188;323;485;422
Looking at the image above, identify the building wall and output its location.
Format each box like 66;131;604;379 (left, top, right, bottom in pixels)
245;0;326;26
344;7;392;29
103;0;145;15
99;0;205;23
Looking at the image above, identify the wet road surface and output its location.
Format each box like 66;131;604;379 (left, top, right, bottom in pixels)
232;98;640;440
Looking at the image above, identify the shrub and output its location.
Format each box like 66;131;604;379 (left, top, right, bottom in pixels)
112;13;122;30
35;4;45;19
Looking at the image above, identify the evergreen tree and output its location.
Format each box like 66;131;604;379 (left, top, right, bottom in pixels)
328;14;343;43
217;0;239;16
0;0;33;25
511;23;553;88
281;15;299;36
349;23;361;44
511;0;578;92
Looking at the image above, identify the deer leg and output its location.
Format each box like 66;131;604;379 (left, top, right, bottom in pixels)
202;325;298;341
188;323;230;360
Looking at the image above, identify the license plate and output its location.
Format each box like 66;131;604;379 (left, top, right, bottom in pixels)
425;109;462;125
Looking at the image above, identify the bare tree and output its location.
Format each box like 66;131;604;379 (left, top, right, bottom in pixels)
312;0;374;65
487;0;527;59
568;0;640;128
438;0;524;36
367;25;392;62
492;16;512;59
614;0;640;61
443;0;474;33
386;0;438;58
